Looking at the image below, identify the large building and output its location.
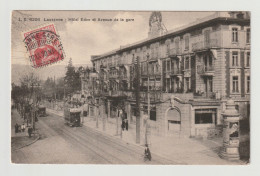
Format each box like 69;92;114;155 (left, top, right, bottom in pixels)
82;11;250;138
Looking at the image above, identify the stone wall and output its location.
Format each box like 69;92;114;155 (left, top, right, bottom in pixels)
156;100;191;137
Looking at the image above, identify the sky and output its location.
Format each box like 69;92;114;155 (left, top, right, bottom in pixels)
11;11;215;66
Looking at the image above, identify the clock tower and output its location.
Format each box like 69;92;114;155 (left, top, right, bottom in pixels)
148;11;166;38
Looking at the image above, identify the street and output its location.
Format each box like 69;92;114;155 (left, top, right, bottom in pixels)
11;111;176;164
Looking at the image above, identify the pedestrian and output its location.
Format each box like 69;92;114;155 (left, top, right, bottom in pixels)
144;144;152;161
15;123;19;133
121;118;125;131
125;119;128;131
28;126;32;138
21;123;25;132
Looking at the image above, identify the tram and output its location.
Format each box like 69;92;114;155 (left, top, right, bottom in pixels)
64;102;82;127
38;105;47;117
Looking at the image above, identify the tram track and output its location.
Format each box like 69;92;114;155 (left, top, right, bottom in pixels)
43;111;179;164
60;127;128;164
40;116;129;164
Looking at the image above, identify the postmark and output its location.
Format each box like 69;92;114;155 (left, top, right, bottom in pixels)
23;24;65;68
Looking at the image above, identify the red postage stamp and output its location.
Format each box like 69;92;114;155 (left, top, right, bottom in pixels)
23;24;65;68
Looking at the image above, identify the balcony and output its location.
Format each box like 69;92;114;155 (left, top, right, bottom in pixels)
169;48;181;56
141;71;148;76
108;90;127;97
93;90;101;96
109;74;119;79
192;39;220;52
194;91;217;100
118;59;124;67
170;69;182;76
138;92;162;103
148;69;161;76
119;74;128;80
128;91;162;103
197;65;214;76
149;53;159;61
100;64;107;69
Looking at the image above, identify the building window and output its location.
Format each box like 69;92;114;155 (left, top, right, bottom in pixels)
195;109;216;124
208;77;213;92
184;57;190;70
232;76;239;93
184;36;189;50
175;38;180;51
232;28;238;42
166;40;171;54
232;52;239;67
246;28;250;43
204;30;210;45
150;109;156;121
246;76;250;93
166;60;171;72
185;77;190;91
246;52;250;67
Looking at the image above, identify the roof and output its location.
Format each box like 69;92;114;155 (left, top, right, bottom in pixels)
91;12;250;61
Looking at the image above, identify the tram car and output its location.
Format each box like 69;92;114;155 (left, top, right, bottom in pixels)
64;105;82;127
38;105;47;117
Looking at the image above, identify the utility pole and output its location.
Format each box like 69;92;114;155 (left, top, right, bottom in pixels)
135;55;141;144
31;84;36;131
146;53;150;145
30;82;40;131
54;76;56;101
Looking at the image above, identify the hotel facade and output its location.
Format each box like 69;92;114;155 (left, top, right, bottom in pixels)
81;11;250;138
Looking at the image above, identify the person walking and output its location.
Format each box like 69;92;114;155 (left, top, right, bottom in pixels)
144;144;152;161
28;126;32;138
15;123;19;133
21;123;25;132
121;118;125;131
125;119;128;131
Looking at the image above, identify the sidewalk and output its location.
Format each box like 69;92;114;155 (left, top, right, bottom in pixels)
11;109;40;151
47;108;245;165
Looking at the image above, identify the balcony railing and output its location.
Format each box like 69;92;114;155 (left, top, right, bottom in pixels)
141;71;148;76
148;69;161;76
169;48;181;56
109;90;126;97
140;92;162;102
118;59;124;66
93;90;101;96
192;39;220;51
197;65;214;76
119;74;128;79
171;69;182;75
194;91;216;99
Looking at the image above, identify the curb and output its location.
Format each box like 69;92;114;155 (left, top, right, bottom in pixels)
13;133;40;151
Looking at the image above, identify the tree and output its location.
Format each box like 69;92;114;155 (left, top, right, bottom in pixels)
64;58;81;97
17;72;41;101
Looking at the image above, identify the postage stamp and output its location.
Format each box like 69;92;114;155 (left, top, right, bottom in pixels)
23;24;65;68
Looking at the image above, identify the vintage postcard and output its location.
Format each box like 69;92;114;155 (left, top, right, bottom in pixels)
11;10;250;164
